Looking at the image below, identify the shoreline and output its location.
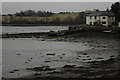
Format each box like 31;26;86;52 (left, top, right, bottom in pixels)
2;29;120;79
2;77;119;80
2;31;120;39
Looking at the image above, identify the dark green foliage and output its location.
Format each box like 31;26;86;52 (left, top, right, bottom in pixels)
15;10;54;17
111;2;120;21
75;12;87;24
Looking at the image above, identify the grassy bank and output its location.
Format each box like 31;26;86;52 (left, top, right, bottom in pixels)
2;13;80;25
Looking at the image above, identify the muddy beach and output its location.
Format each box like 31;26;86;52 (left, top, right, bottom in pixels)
2;31;120;80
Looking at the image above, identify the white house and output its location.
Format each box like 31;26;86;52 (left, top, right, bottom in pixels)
118;22;120;27
86;11;115;27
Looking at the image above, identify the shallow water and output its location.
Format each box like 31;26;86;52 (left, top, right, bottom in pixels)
2;38;90;78
2;26;68;34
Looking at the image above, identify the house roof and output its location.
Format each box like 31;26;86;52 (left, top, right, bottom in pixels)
88;11;115;17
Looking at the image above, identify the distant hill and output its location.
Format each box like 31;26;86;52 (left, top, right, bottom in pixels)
13;13;79;22
2;12;93;25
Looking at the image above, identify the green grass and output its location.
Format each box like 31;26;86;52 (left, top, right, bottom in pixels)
14;13;80;22
48;13;80;21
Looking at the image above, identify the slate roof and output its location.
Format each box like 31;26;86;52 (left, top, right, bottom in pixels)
88;11;115;17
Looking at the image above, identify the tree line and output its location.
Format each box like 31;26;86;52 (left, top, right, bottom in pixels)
2;2;120;25
15;10;54;17
2;12;88;25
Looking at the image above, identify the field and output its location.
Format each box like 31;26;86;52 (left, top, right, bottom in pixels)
2;13;80;23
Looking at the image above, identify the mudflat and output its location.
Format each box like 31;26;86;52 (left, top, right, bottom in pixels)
2;32;120;80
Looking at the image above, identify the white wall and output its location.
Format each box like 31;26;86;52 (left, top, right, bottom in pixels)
118;22;120;27
86;16;115;27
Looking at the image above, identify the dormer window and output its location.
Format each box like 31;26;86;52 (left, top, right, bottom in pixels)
90;16;92;19
103;17;106;19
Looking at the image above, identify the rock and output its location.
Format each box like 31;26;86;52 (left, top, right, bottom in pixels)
62;65;76;68
50;71;63;74
13;69;19;72
102;58;117;64
82;53;87;55
41;39;45;41
88;58;117;65
62;53;65;55
17;54;20;55
109;55;115;57
74;40;79;42
92;48;95;49
76;58;79;59
60;57;62;59
25;62;28;63
87;58;92;60
87;56;90;57
45;61;51;62
34;73;42;76
46;53;55;55
97;57;104;59
83;59;87;60
26;66;55;71
10;69;19;73
10;71;14;73
28;60;31;61
77;66;85;68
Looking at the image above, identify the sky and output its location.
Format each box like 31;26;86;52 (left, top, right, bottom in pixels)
1;0;119;2
2;2;115;14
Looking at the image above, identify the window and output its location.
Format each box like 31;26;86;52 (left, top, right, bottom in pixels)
95;16;97;19
94;22;97;25
102;17;106;19
102;22;106;24
90;16;92;19
90;22;92;25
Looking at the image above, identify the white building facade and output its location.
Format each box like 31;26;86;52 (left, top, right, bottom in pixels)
119;22;120;27
86;11;115;27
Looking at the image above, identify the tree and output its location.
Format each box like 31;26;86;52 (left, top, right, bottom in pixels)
106;7;110;12
75;12;86;24
15;10;54;17
111;21;118;27
111;2;120;21
93;9;99;12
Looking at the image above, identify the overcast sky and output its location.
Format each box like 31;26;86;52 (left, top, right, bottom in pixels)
2;2;114;14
